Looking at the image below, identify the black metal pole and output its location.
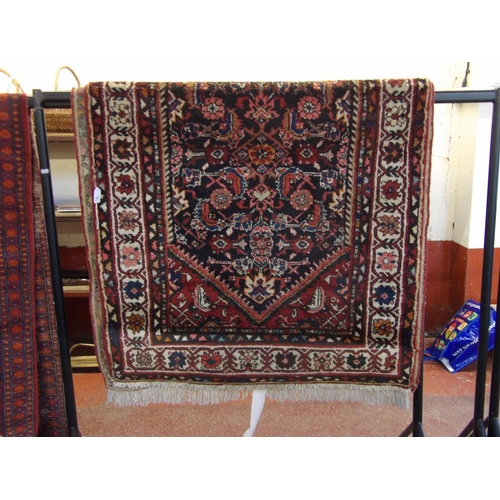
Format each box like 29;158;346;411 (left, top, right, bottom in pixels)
28;91;71;109
458;418;474;437
434;89;496;104
32;90;80;437
473;88;500;437
488;91;500;437
488;311;500;436
412;359;424;436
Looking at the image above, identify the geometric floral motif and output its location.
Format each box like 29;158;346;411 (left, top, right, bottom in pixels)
73;79;434;404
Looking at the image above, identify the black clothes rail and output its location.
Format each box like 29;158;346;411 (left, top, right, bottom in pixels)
28;87;500;437
30;90;79;437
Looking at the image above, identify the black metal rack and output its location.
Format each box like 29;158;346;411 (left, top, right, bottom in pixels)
28;87;500;437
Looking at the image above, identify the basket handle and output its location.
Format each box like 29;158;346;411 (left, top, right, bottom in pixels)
0;68;25;93
54;65;81;90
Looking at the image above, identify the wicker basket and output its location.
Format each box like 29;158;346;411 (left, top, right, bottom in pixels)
0;68;24;93
45;108;75;134
45;66;81;134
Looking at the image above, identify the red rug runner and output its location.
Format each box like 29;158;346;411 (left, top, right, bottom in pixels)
0;93;68;436
73;80;434;408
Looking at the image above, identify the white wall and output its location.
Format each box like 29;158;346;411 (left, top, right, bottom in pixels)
2;61;465;94
468;103;498;248
452;63;500;248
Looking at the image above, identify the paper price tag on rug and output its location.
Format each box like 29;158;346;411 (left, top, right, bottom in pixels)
93;187;102;204
93;187;102;230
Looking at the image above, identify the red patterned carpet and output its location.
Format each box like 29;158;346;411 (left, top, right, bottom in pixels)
0;93;68;436
73;80;434;409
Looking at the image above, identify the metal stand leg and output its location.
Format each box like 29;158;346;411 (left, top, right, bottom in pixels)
412;363;425;437
399;360;424;437
473;89;500;437
32;90;80;437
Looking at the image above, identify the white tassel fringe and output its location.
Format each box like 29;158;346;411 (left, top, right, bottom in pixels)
106;382;410;409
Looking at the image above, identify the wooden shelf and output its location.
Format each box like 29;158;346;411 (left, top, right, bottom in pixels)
55;212;82;224
63;285;89;298
70;355;98;369
47;133;75;142
69;343;98;369
55;210;81;219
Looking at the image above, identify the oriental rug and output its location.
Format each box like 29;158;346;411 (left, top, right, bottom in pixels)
72;80;434;408
0;93;68;436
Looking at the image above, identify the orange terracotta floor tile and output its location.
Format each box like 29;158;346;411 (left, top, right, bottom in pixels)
71;338;496;437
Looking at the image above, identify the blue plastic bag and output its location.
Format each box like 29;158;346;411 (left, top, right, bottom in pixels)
424;299;496;373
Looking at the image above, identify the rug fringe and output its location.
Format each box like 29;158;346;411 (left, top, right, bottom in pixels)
106;382;410;409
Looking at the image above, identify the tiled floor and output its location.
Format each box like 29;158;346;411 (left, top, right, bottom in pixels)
71;337;496;437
